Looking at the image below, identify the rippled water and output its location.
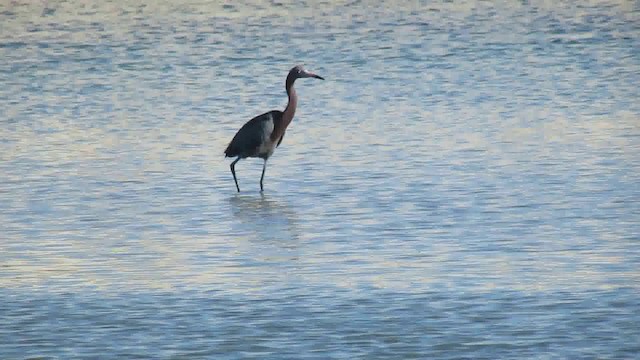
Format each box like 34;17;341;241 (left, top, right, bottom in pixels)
1;0;639;358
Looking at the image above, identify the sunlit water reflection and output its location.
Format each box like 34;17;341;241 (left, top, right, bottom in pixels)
1;0;639;358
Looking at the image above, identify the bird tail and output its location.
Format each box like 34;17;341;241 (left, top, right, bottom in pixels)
224;143;237;158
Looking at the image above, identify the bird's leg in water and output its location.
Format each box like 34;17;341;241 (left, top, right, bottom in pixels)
260;159;268;192
230;157;241;192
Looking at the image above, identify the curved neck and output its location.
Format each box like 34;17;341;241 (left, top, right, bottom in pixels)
282;77;298;129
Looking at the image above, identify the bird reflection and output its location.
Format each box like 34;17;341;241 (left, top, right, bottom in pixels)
228;193;300;249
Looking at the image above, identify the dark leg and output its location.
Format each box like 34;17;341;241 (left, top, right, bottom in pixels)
230;157;241;192
260;159;268;192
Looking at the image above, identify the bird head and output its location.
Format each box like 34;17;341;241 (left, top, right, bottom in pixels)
290;65;324;80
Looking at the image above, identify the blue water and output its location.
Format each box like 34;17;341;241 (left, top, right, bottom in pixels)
1;1;639;358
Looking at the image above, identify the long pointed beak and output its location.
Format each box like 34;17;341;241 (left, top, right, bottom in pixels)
303;71;324;80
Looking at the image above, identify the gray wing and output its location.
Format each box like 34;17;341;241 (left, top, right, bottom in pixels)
225;111;276;158
271;111;285;147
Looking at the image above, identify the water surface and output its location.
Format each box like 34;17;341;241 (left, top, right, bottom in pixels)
1;0;639;358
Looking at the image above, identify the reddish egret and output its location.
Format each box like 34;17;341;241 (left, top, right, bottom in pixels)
224;65;324;192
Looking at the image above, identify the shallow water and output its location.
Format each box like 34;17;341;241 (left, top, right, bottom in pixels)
1;0;639;358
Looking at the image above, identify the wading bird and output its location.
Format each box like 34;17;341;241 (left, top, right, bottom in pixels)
224;65;324;192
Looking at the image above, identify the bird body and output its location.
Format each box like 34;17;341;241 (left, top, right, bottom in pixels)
224;65;324;192
224;110;284;160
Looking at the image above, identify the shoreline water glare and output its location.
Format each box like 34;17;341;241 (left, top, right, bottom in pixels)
1;0;639;358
